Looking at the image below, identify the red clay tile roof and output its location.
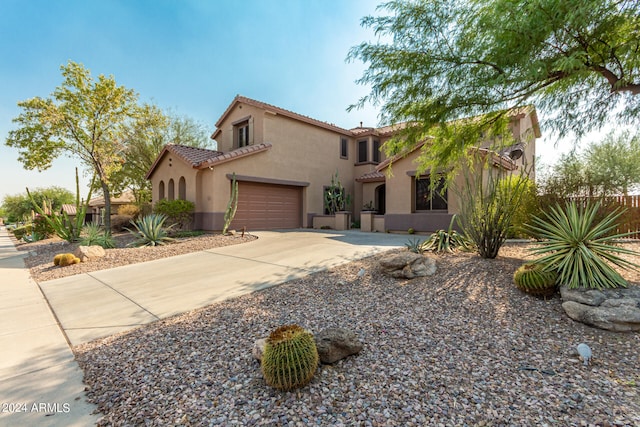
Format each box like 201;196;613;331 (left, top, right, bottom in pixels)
212;95;353;140
198;143;272;169
60;204;77;216
166;144;223;167
355;171;386;183
89;190;136;207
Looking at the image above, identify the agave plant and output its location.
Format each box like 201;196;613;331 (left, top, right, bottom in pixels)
525;201;640;289
405;237;425;254
127;214;175;247
80;223;115;248
422;215;471;254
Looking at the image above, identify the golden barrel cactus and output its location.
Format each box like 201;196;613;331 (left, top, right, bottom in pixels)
261;324;319;391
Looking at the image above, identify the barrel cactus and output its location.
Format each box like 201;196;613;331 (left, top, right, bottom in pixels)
513;262;558;297
261;324;319;391
55;253;81;267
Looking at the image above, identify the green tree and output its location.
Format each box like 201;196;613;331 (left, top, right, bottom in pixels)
539;131;640;199
348;0;640;172
6;61;150;230
110;110;215;203
1;186;74;223
538;152;594;199
585;131;640;197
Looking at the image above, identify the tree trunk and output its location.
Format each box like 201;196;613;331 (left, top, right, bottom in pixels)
101;181;112;232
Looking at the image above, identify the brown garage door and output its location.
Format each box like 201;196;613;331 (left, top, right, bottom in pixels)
230;181;302;230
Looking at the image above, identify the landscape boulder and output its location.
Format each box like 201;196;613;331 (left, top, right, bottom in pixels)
379;252;437;279
560;285;640;332
74;245;106;263
314;328;363;364
252;329;363;364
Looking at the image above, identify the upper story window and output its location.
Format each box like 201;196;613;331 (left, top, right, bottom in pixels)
233;117;251;148
415;176;447;211
373;139;380;163
340;137;348;159
357;139;368;163
237;122;249;147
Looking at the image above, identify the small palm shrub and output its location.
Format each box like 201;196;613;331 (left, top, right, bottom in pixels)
513;262;558;297
79;224;115;248
127;214;175;247
261;325;319;391
525;201;640;289
422;215;471;254
405;238;425;254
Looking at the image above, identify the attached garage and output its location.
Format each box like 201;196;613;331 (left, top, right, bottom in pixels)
230;181;303;230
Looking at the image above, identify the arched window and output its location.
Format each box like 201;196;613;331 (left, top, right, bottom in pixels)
168;179;175;200
158;181;165;200
179;177;186;200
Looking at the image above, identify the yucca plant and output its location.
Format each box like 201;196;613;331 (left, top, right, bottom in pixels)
525;201;640;289
127;214;175;247
79;223;115;248
422;215;471;254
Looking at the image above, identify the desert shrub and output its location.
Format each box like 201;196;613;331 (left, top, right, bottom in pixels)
12;225;32;240
127;214;175;247
153;199;195;230
110;215;133;232
79;224;115;248
32;214;55;238
117;204;140;218
497;175;538;238
526;201;640;289
456;160;531;259
261;325;319;391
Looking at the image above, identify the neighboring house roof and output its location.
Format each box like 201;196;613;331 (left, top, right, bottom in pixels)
89;190;136;208
211;95;353;140
60;204;77;216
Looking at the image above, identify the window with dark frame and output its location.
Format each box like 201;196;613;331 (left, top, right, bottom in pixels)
357;139;368;163
236;121;249;148
373;139;380;163
415;176;447;211
340;137;348;159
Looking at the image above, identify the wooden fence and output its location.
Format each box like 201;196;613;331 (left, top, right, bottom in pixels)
567;195;640;239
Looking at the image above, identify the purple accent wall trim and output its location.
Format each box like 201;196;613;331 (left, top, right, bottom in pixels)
384;213;458;233
194;212;225;231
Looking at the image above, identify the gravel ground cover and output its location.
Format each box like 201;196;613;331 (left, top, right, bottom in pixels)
16;232;257;283
72;242;640;426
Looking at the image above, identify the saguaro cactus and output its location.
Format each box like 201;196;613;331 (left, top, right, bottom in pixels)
222;172;239;235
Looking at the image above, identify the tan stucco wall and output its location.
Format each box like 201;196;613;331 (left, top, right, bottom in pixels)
148;152;199;205
213;109;365;221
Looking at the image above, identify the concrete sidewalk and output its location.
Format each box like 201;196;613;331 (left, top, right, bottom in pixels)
39;230;409;346
0;226;99;426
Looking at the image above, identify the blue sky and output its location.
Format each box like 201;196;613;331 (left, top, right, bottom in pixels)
0;0;583;203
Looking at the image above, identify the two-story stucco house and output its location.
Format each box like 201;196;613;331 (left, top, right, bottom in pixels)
145;95;540;232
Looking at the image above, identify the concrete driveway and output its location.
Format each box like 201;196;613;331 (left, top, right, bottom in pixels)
39;230;409;346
